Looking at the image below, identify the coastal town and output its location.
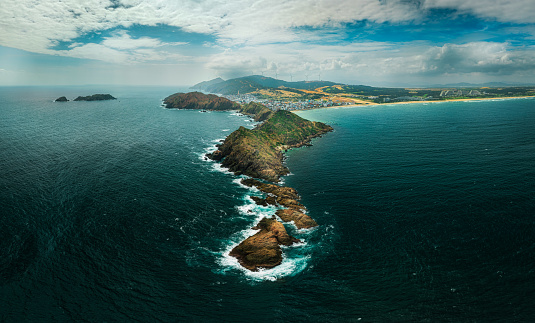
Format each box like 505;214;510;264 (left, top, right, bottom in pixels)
223;93;355;111
190;75;535;111
221;85;533;111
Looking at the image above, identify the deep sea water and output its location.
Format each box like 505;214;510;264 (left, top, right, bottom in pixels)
1;87;534;322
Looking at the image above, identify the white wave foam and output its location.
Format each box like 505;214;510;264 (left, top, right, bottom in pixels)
232;177;260;192
211;162;233;174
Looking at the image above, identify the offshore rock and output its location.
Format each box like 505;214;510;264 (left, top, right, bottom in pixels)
73;94;116;101
54;96;68;102
229;217;300;271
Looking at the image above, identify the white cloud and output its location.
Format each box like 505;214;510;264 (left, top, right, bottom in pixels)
0;0;534;85
422;0;535;24
206;40;535;85
101;31;164;50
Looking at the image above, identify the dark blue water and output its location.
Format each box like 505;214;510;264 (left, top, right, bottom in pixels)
1;88;534;322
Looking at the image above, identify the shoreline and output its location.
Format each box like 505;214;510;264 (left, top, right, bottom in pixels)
320;95;535;110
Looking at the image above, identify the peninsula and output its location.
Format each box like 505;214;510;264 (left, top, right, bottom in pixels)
163;91;239;110
165;91;332;271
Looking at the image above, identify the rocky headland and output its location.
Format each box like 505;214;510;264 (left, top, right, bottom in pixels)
163;91;332;271
163;91;239;111
205;98;332;271
208;109;332;182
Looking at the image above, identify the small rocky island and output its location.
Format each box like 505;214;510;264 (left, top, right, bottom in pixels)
54;94;116;102
74;94;116;101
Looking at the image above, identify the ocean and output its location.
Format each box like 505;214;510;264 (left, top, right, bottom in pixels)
1;87;534;322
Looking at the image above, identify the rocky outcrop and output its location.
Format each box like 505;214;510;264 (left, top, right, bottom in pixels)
242;178;317;230
163;92;239;111
275;209;317;229
54;96;69;102
229;216;300;271
73;94;116;101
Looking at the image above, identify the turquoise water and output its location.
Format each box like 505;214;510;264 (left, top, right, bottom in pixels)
1;87;534;321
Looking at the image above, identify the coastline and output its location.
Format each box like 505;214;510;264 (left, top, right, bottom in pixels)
323;95;535;110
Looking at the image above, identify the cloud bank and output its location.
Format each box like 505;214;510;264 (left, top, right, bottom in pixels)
0;0;534;85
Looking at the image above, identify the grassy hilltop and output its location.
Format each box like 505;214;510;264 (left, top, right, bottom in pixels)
209;109;332;182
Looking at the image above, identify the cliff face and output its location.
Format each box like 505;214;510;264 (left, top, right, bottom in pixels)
163;92;239;111
209;110;332;182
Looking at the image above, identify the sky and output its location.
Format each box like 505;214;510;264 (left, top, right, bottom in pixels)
0;0;534;87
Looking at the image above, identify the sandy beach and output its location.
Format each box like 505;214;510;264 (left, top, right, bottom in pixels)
338;96;535;109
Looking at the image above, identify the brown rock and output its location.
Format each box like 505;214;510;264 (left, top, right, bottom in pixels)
229;217;300;271
276;209;318;229
251;196;268;207
241;178;300;200
276;197;306;212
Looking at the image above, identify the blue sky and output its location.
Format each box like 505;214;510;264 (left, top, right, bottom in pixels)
1;0;534;87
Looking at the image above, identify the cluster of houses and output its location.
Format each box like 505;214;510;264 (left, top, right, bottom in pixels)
440;89;483;97
223;94;351;111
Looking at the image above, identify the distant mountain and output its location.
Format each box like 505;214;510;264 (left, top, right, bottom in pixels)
190;77;225;91
191;75;341;95
432;82;535;88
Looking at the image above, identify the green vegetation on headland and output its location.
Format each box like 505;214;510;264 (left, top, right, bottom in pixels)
237;102;274;121
163;91;239;110
208;109;332;182
164;91;332;271
73;94;116;101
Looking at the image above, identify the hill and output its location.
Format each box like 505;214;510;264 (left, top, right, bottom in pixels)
163;92;239;110
208;109;332;182
191;75;340;95
189;77;225;91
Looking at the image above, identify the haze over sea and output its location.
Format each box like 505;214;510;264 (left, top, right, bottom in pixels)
1;86;534;322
